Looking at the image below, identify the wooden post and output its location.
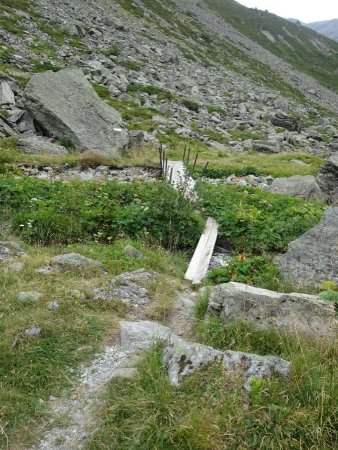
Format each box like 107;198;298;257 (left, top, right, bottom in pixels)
165;158;168;176
186;148;191;167
159;146;163;171
201;161;209;177
169;167;173;183
192;153;199;172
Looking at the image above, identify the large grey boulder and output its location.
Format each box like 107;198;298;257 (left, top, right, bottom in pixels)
268;175;325;201
316;153;338;205
252;140;280;153
278;207;338;288
120;320;291;389
270;113;299;131
0;81;15;105
23;69;129;156
208;282;337;339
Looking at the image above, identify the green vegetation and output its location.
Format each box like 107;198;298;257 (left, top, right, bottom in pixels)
0;239;186;448
37;21;83;49
127;84;175;101
204;0;338;92
207;254;279;290
229;129;267;141
0;177;203;250
119;60;141;71
87;331;337;449
0;13;24;37
102;43;121;57
181;99;200;112
198;183;325;255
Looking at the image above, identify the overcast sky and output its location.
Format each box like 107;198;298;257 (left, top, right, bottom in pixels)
237;0;338;23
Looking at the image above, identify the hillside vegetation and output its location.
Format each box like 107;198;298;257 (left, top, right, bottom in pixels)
0;0;337;448
203;0;338;92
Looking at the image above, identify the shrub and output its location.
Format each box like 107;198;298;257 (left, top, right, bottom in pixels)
207;254;278;287
195;166;262;178
181;99;200;112
13;210;84;244
1;177;203;250
198;183;325;254
103;43;121;57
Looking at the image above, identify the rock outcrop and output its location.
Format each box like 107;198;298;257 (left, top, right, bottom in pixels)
278;207;338;288
207;282;337;339
316;153;338;205
93;269;157;306
268;175;325;201
0;241;26;261
23;69;129;156
36;253;102;274
120;320;291;390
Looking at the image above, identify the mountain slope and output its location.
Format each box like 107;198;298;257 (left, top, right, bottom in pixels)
307;19;338;42
199;0;338;92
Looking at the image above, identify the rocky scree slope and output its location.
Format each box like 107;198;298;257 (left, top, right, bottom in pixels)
0;0;337;156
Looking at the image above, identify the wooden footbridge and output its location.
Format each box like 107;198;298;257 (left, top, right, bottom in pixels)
161;151;218;284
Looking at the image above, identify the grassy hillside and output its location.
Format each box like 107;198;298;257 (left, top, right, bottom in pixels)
203;0;338;92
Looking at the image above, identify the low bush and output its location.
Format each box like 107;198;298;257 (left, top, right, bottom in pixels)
198;183;325;254
1;177;203;249
194;165;262;178
207;254;279;288
181;98;200;112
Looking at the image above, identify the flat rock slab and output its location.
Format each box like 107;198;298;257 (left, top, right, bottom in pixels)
36;253;101;274
0;241;26;261
23;69;129;156
19;135;68;156
208;282;337;339
93;269;157;306
268;175;325;202
278;207;338;288
120;320;291;390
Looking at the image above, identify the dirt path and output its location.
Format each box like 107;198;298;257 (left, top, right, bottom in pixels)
30;286;197;450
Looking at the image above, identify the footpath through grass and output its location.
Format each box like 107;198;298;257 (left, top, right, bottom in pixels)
87;324;338;449
0;238;187;448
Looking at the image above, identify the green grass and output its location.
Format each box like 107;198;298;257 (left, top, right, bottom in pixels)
0;176;204;250
87;329;337;449
28;42;57;58
0;238;187;448
127;84;175;101
0;136;324;178
0;14;24;37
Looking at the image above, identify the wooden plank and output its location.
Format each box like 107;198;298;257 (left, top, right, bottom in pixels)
185;217;219;284
164;160;219;284
166;160;196;199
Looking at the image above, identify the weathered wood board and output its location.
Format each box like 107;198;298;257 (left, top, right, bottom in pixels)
185;217;219;284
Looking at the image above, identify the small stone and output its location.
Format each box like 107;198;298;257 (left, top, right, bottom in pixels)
17;291;43;303
124;245;143;259
51;253;101;271
8;262;24;272
47;301;60;311
25;326;41;336
111;367;137;379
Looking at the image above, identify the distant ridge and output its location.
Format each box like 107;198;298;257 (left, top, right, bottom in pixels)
307;19;338;42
